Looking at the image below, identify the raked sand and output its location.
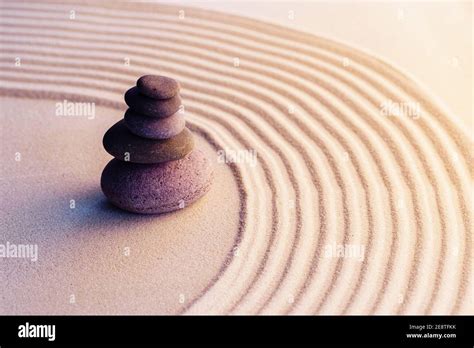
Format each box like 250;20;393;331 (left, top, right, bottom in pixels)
0;1;472;314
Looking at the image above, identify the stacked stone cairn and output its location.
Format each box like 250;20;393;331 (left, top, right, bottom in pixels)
101;75;213;214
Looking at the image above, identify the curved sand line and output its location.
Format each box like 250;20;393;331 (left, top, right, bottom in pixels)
0;42;440;314
0;6;466;316
0;1;471;315
0;22;460;312
0;40;466;312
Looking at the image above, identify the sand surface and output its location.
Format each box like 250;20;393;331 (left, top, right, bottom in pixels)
0;98;241;314
0;1;472;314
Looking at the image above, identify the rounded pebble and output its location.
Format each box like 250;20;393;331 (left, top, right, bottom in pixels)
124;108;185;140
125;87;182;118
103;120;194;163
101;149;214;214
137;75;180;99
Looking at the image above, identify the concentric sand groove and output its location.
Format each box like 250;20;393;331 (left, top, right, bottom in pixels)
0;27;462;316
0;1;471;314
0;34;434;312
0;37;398;312
0;14;462;312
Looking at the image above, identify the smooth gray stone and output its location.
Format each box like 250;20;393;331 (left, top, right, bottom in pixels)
125;87;181;118
124;109;185;140
101;149;214;214
137;75;180;99
103;120;194;163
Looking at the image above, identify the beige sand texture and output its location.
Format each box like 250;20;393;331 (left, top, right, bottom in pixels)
0;1;472;315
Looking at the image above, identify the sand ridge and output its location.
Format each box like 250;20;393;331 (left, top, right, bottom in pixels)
0;1;472;314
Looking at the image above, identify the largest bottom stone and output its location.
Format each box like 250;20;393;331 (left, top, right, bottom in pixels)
101;149;213;214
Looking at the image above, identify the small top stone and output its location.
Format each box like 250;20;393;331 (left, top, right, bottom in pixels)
137;75;180;99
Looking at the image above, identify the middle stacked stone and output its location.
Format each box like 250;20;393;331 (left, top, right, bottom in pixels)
103;75;194;164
